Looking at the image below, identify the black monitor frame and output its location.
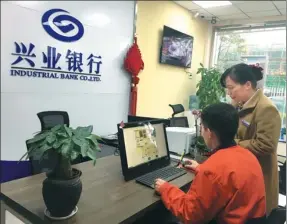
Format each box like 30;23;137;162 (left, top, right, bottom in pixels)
117;120;171;181
128;115;170;127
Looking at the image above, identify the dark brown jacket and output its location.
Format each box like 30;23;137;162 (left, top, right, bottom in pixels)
235;89;281;215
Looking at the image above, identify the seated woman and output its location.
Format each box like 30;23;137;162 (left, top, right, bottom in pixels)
155;103;267;224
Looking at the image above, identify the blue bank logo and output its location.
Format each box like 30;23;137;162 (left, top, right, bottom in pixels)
42;8;84;42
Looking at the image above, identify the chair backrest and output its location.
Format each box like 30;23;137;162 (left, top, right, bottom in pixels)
37;111;69;131
267;207;286;224
169;104;185;117
26;140;58;175
280;161;286;195
170;117;189;128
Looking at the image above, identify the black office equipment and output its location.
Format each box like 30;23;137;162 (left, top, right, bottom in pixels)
278;154;286;195
267;207;286;224
37;111;70;131
117;120;186;186
160;26;194;68
135;166;186;189
169;104;185;117
169;104;189;127
128;115;160;122
128;115;170;127
170;117;189;128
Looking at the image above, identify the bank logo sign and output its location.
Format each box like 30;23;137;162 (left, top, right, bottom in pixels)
10;9;102;82
42;8;84;42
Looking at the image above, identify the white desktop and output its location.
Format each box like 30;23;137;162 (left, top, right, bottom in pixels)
166;127;197;155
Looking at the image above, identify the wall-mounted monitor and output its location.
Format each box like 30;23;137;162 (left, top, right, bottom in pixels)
160;26;194;68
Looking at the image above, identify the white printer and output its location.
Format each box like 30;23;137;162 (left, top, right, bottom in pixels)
166;127;197;155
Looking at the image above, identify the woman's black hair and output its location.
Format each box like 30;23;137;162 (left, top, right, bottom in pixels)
201;103;239;147
220;63;263;88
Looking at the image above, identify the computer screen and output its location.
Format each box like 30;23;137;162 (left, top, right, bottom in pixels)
122;123;168;168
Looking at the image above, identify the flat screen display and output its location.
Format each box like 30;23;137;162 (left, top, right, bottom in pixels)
122;123;168;168
160;26;194;68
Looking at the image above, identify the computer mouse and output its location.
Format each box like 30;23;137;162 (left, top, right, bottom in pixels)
154;190;161;196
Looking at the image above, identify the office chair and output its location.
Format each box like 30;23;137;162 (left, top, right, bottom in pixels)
278;154;286;195
26;140;58;175
169;104;185;117
37;111;70;131
34;111;86;166
169;117;189;128
169;104;189;127
267;207;286;224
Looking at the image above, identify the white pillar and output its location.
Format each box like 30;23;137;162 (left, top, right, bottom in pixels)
203;23;214;68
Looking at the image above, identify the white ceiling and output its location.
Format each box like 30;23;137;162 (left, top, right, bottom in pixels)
175;1;286;22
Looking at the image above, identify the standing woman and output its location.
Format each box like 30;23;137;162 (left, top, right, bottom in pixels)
220;63;281;216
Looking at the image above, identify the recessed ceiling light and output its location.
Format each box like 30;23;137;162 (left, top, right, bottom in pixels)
193;1;232;8
194;12;200;18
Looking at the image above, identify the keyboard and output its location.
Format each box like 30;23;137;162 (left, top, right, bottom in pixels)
135;166;187;189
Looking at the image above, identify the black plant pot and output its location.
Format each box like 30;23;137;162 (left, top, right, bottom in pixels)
42;168;82;218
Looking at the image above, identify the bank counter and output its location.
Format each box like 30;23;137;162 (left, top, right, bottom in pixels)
1;156;194;224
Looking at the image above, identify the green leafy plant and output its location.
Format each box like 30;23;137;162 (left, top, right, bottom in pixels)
194;136;208;152
191;110;210;155
19;125;102;179
196;63;226;110
192;64;226;155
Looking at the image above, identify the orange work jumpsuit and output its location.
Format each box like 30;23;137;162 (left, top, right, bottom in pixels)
158;146;266;224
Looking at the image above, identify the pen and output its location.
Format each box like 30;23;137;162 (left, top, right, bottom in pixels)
178;151;185;166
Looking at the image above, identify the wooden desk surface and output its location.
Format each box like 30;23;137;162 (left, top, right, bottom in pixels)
1;156;194;224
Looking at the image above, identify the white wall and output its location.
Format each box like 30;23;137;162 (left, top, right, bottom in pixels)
1;1;135;160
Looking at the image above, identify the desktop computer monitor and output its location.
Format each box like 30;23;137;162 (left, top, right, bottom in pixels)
117;120;170;181
123;123;168;169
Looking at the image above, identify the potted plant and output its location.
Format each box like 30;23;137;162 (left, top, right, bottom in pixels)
19;124;101;219
196;63;226;109
190;110;208;162
191;64;226;161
